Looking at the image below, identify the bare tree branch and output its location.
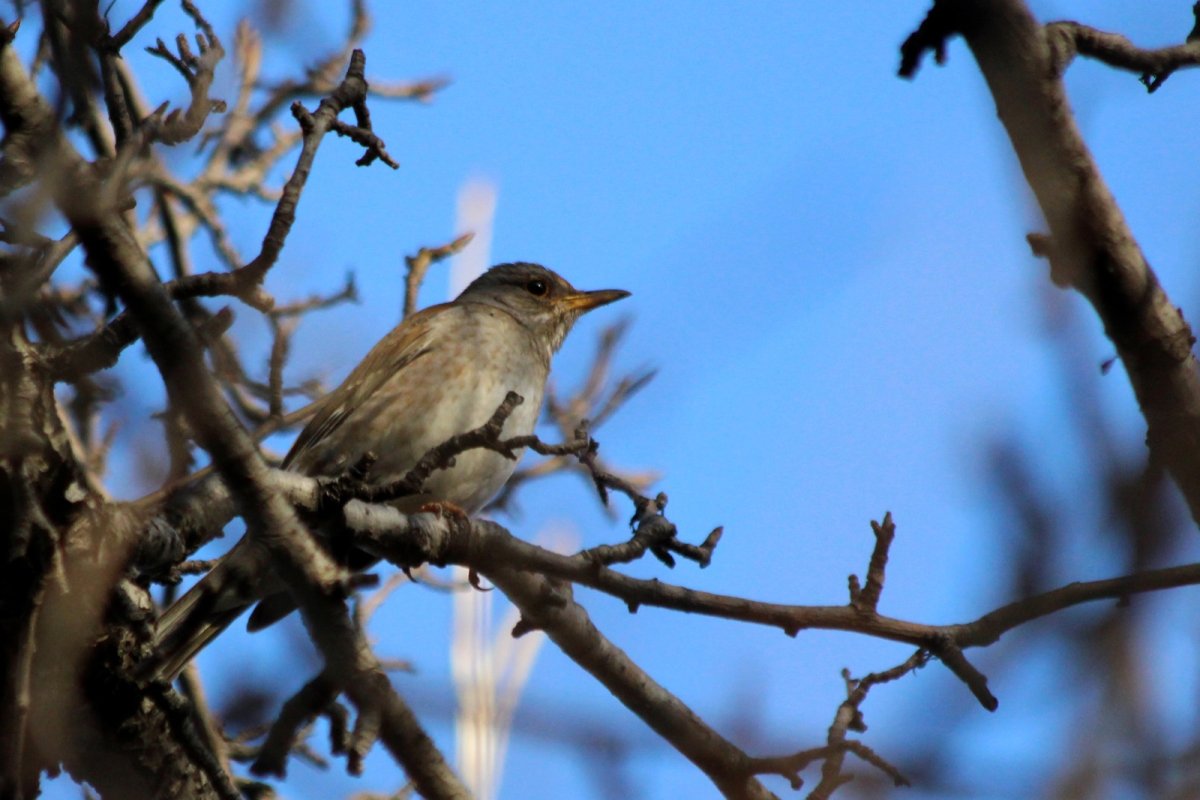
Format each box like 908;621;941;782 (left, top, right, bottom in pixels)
901;0;1200;529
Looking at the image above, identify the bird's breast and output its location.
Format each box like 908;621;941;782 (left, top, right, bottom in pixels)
348;305;547;512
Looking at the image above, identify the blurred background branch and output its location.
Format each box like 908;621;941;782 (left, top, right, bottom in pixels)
5;1;1200;799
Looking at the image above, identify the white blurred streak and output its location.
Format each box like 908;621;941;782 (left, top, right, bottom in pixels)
451;564;497;799
489;526;578;786
450;178;497;297
451;526;577;799
451;176;553;800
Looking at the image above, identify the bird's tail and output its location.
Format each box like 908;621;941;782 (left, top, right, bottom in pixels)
150;587;246;682
144;540;271;682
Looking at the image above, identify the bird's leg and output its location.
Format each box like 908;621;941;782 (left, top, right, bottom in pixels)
417;500;470;525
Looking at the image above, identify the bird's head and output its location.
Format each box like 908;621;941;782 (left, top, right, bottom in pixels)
459;262;630;354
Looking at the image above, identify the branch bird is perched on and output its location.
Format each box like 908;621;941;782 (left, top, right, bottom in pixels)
150;262;629;680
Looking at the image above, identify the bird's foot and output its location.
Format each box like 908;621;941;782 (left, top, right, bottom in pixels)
418;500;471;527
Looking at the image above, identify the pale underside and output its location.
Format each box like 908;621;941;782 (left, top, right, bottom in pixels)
288;301;549;512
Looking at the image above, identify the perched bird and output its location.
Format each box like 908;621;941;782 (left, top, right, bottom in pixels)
150;262;629;680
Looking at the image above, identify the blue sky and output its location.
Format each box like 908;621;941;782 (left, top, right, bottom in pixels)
31;1;1200;797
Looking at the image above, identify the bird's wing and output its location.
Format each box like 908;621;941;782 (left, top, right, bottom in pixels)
281;303;448;470
147;305;458;681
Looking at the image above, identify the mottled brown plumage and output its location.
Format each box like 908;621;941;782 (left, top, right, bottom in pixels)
149;263;629;679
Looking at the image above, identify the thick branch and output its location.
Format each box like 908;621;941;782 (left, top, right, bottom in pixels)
484;566;777;800
901;0;1200;527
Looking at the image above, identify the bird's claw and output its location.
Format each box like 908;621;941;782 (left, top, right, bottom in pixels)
418;500;471;527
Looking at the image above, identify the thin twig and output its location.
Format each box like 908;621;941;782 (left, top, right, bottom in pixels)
403;233;473;318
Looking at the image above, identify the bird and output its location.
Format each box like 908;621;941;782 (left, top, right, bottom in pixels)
149;262;629;680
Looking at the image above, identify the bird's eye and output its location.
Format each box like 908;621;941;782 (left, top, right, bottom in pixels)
526;279;548;296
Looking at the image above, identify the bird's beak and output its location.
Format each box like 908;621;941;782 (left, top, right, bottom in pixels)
561;288;631;313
